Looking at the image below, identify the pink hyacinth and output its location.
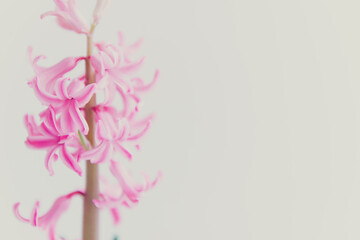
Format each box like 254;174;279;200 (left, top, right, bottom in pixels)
25;107;83;175
93;161;162;225
78;104;153;164
28;47;85;92
31;77;96;134
41;0;90;35
90;33;159;114
14;191;84;240
15;1;161;239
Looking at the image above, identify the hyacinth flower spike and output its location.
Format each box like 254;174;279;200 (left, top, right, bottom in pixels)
15;1;160;239
93;161;162;225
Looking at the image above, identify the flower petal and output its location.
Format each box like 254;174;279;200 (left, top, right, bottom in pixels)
58;144;82;175
127;120;151;141
69;100;89;134
41;0;89;35
45;146;60;176
32;77;62;107
26;135;59;149
13;203;30;223
79;140;112;164
71;83;96;106
113;142;132;160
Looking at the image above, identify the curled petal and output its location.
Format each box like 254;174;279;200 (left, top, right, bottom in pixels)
39;106;61;136
30;201;40;226
58;144;82;175
68;100;89;134
45;146;60;176
132;69;159;92
13;203;30;223
32;77;62;107
14;191;84;240
127;120;151;141
29;49;84;92
24;114;41;136
90;54;105;76
109;161;161;204
112;57;145;75
110;161;140;203
59;108;75;134
54;78;70;100
79;140;113;164
72;83;97;106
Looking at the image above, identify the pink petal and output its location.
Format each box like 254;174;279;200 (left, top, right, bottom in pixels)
69;100;89;134
54;78;70;100
58;144;82;175
39;106;61;136
133;69;159;92
45;146;60;176
32;77;62;107
113;142;132;160
30;52;84;91
72;83;96;106
127;120;151;141
90;54;105;75
59;106;74;134
110;207;121;225
41;0;89;35
30;201;40;226
24;114;41;136
13;203;30;223
79;140;112;164
110;161;139;202
26;135;59;148
112;57;145;75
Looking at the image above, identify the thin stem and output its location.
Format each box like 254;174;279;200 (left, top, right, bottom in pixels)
82;32;99;240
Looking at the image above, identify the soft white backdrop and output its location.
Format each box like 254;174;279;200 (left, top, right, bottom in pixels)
1;0;360;239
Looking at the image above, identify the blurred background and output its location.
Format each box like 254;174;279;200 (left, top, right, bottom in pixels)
1;0;360;239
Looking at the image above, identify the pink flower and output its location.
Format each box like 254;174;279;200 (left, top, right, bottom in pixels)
31;77;96;134
25;107;83;175
14;191;84;240
28;47;85;93
90;33;159;115
79;104;153;164
41;0;90;35
94;161;161;225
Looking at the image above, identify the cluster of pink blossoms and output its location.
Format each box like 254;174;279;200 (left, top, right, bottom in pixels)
14;0;161;239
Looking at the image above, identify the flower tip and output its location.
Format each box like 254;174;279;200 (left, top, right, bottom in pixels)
40;12;50;20
13;202;20;210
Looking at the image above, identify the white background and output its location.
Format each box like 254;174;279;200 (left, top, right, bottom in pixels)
1;0;360;239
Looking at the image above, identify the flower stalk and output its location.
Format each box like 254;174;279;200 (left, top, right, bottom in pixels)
83;29;100;240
